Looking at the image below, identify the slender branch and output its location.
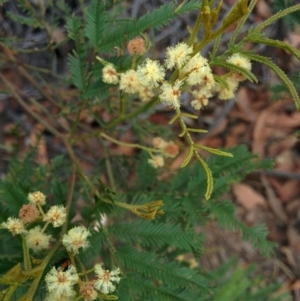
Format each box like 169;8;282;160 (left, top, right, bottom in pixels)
21;62;58;74
21;234;31;271
69;100;87;136
18;238;63;301
100;132;160;153
0;73;62;138
105;97;160;130
17;65;61;107
14;42;55;54
62;165;77;235
62;136;113;206
76;97;160;142
104;146;117;191
0;43;61;108
16;87;70;132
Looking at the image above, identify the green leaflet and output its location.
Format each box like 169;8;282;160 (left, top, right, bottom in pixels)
66;16;88;92
248;36;300;62
211;60;258;83
246;53;300;109
254;3;300;32
85;0;107;49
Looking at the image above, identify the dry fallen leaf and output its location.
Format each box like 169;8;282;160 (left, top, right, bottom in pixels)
233;183;266;210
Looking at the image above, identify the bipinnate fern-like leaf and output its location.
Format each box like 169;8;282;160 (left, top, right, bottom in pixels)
248;35;300;62
85;0;107;50
174;0;201;14
205;258;287;301
50;178;67;206
246;53;300;109
0;180;28;217
109;220;203;251
206;200;276;256
271;72;300;101
68;52;86;92
66;16;88;92
6;0;44;28
6;12;42;28
98;1;201;53
115;246;208;293
273;0;300;29
6;152;35;183
254;3;300;32
133;146;274;256
120;276;204;301
211;60;258;83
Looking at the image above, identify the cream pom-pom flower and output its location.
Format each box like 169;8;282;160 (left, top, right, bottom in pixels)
43;205;67;227
62;226;91;254
137;59;165;88
2;217;26;236
94;264;121;295
45;265;78;299
26;226;51;252
165;42;193;69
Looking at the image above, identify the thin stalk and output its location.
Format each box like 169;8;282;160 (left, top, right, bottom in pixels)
75;97;160;142
18;238;63;301
104;147;117;191
69;100;87;136
100;132;160;153
21;234;31;271
0;74;62;138
188;6;203;46
62;165;77;235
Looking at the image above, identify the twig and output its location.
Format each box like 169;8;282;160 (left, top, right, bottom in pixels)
252;169;300;180
62;165;77;235
76;97;160;141
0;73;62;138
100;132;159;153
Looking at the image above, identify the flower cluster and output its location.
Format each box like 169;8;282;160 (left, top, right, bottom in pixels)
44;263;121;301
1;190;122;299
1;190;93;255
148;137;179;168
102;40;252;110
1;191;47;237
0;191;69;252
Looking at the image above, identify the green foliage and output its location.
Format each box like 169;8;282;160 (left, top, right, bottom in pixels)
211;59;258;83
5;0;44;28
62;0;202;98
66;15;88;92
255;2;300;31
136;145;276;257
0;180;27;218
97;1;201;54
0;146;282;300
271;72;300;100
109;219;204;251
273;0;300;29
85;1;107;49
247;53;300;109
1;0;298;300
205;258;288;301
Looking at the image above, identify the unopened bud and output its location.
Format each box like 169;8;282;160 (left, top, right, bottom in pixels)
127;37;146;56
